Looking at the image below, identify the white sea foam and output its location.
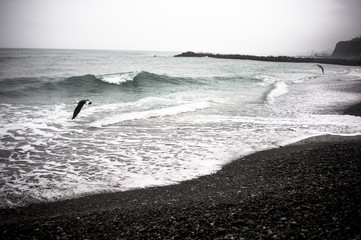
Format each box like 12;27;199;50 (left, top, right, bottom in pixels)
267;81;289;104
96;71;138;84
347;68;361;80
90;101;210;127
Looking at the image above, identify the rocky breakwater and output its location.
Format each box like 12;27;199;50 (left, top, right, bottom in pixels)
175;51;361;66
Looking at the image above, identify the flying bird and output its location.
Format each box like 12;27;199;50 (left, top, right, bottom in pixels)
316;64;324;74
72;99;92;119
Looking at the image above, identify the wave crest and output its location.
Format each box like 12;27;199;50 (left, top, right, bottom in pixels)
96;71;139;85
266;81;289;104
0;71;197;100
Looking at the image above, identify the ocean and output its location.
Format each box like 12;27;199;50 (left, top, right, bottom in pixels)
1;48;360;208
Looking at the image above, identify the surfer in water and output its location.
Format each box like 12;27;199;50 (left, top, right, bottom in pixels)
72;99;92;119
316;64;324;74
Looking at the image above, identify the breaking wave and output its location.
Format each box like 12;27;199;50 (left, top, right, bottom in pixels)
0;71;208;100
96;71;139;84
266;81;289;104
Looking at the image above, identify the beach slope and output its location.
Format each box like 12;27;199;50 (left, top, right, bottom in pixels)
1;134;361;239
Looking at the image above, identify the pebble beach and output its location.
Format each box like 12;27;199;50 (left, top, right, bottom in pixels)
1;132;361;239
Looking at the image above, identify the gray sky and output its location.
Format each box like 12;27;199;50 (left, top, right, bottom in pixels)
0;0;360;55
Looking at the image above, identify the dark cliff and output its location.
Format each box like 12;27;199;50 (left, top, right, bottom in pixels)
332;37;361;58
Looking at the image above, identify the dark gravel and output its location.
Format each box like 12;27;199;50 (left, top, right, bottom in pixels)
1;135;361;239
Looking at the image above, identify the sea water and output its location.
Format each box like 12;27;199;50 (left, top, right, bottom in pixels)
0;48;360;208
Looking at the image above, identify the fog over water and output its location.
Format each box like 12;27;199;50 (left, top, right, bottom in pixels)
1;0;361;55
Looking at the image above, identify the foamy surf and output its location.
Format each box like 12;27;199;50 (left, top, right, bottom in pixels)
1;49;361;208
96;71;139;85
267;81;289;104
90;101;210;127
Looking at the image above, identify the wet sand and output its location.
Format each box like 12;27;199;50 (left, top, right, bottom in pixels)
343;79;361;117
344;101;361;117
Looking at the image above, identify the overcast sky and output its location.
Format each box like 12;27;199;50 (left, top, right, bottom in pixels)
0;0;360;55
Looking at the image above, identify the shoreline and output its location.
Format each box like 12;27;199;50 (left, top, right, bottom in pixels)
1;134;361;239
1;84;361;238
174;51;361;66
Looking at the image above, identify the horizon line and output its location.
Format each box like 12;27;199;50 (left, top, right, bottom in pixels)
0;47;319;57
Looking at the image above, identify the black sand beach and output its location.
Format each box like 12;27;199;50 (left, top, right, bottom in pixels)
1;133;361;239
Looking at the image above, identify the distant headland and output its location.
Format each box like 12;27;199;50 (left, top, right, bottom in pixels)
175;37;361;66
332;37;361;58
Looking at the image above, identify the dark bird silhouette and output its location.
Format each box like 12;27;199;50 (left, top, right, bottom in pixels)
72;99;92;119
316;64;324;74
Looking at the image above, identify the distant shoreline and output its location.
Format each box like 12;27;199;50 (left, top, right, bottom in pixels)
175;51;361;66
